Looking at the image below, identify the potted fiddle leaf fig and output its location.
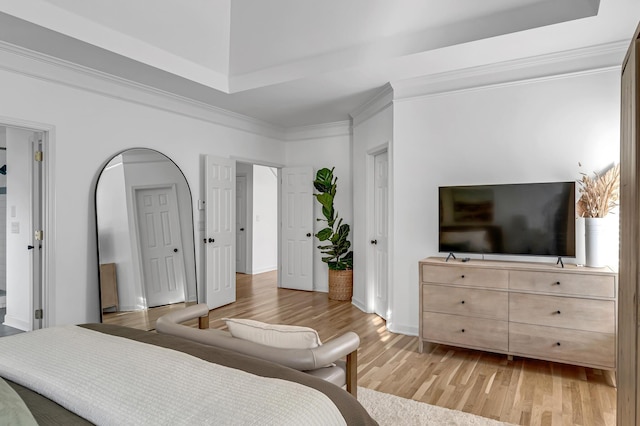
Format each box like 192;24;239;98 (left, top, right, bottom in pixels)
314;167;353;301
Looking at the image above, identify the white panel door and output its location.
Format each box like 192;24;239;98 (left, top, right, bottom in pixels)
373;151;389;319
236;175;248;274
280;167;313;291
205;155;236;309
135;185;186;308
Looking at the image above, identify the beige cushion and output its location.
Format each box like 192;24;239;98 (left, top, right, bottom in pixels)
223;318;322;349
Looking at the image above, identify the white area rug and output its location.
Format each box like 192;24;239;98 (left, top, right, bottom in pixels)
358;387;516;426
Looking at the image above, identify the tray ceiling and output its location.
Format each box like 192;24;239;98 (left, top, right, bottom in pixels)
0;0;637;127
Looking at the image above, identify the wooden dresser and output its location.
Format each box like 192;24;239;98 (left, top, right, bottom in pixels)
419;257;617;373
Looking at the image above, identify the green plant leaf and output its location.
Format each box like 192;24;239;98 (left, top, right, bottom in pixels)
313;166;353;269
315;227;333;241
315;193;333;210
313;168;335;193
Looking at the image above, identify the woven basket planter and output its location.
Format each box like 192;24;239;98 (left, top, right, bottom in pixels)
328;269;353;301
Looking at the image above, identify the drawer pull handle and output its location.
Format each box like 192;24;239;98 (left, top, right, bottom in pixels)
554;281;561;285
556;310;561;315
461;300;465;304
461;329;465;333
556;342;561;346
461;275;465;278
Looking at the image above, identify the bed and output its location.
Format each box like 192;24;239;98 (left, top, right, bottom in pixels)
0;323;377;425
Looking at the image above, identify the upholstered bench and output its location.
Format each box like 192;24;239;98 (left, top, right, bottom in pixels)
155;304;360;397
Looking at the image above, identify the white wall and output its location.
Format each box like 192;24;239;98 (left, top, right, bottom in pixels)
0;49;285;326
390;69;621;334
285;132;353;292
251;165;278;273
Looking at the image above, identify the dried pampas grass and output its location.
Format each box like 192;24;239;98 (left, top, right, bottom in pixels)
577;163;620;218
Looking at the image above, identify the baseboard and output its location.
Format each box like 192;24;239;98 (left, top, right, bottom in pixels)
351;297;368;313
3;315;29;331
250;266;277;274
387;321;419;337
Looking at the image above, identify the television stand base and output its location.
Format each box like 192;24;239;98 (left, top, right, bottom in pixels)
445;252;456;262
556;256;565;268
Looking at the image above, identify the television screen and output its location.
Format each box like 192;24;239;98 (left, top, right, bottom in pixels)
439;182;576;257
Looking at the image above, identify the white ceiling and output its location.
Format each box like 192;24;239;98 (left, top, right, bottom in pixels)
0;0;638;128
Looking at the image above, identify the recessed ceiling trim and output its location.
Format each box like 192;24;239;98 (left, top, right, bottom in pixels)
392;40;626;101
283;121;351;142
0;41;284;139
0;2;230;92
228;0;600;93
350;84;394;127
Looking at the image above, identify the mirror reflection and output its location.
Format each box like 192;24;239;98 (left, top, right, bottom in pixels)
96;149;197;330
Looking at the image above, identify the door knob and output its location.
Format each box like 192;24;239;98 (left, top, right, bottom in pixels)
208;238;215;243
240;228;245;231
173;248;178;253
306;233;312;237
27;245;34;250
371;239;377;245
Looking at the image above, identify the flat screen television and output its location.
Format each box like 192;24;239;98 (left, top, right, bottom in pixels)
439;182;576;257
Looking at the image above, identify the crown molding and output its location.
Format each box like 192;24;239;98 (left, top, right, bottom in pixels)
283;120;351;141
392;41;627;101
0;41;285;140
350;83;394;127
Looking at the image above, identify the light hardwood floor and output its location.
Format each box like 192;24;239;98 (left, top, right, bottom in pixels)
111;271;617;426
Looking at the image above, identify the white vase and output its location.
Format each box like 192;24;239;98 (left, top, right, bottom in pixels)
585;217;606;267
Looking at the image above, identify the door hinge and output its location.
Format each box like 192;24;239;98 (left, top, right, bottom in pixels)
35;309;43;319
35;230;44;241
34;151;43;162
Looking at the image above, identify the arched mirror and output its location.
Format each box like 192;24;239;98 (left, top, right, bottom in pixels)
95;148;197;330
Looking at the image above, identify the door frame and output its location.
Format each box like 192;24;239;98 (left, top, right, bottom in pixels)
0;116;55;330
231;156;284;285
366;142;392;321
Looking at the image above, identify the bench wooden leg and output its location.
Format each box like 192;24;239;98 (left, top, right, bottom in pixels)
198;314;210;329
346;349;357;398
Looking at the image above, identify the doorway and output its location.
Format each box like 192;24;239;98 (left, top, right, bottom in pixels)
0;123;49;332
235;163;278;276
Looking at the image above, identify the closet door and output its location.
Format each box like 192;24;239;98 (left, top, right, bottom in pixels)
204;155;236;309
280;167;313;291
618;22;640;426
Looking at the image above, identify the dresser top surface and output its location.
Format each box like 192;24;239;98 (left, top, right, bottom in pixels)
420;257;616;276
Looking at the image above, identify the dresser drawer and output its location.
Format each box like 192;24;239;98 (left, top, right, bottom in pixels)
510;270;615;298
509;323;615;368
422;312;508;352
422;284;508;320
421;265;508;289
509;293;614;333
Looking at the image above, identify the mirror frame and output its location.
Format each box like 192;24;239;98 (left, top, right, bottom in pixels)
94;148;198;327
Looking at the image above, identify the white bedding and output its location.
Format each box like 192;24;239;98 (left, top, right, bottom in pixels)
0;326;347;426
